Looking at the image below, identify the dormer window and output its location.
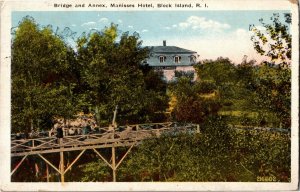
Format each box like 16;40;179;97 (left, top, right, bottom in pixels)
159;56;166;63
174;56;181;63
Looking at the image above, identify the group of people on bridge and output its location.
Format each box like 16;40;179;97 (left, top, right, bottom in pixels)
49;116;98;138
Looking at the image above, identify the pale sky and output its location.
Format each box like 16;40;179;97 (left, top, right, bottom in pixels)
12;11;290;64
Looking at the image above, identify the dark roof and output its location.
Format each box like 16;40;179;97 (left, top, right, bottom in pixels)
147;46;197;54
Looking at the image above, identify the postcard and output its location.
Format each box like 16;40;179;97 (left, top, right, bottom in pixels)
0;0;298;191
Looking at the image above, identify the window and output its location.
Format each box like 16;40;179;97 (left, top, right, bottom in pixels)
174;56;181;63
159;56;166;63
190;55;196;63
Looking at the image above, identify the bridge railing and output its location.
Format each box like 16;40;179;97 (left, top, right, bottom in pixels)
229;124;291;134
11;122;200;156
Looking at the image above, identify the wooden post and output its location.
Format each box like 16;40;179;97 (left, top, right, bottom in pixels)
112;105;118;127
196;124;200;134
60;151;64;182
110;105;117;182
112;146;116;182
59;138;65;183
46;163;49;182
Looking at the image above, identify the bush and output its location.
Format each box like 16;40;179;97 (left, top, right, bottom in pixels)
117;116;290;182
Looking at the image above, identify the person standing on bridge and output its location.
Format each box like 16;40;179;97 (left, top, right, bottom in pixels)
56;122;63;144
82;118;91;135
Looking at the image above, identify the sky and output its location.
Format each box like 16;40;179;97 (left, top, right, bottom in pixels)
12;11;290;64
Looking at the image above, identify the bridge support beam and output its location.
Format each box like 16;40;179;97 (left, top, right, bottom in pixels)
38;154;60;173
64;149;86;174
60;151;64;182
59;138;65;183
116;142;136;169
46;164;49;182
11;155;28;176
11;122;200;182
112;146;116;182
92;143;136;182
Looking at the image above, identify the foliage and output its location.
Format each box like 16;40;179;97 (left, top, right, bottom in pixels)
168;77;221;124
116;117;290;182
197;58;237;84
78;160;111;182
251;13;291;66
232;128;291;182
11;15;291;183
251;64;291;127
11;17;77;133
249;13;291;127
12;117;290;182
174;70;195;80
195;58;245;114
11;18;168;132
139;66;169;122
76;25;167;125
195;56;291;128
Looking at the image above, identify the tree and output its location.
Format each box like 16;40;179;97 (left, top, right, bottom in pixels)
251;64;291;127
11;17;77;133
168;77;221;124
195;58;239;100
251;13;291;66
194;58;247;115
250;13;291;127
196;57;237;86
76;25;167;125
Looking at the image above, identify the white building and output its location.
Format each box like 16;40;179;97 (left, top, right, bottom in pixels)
143;41;199;81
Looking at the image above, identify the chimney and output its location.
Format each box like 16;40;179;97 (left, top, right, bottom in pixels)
163;40;166;46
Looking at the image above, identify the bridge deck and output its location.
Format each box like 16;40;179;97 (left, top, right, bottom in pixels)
11;122;199;157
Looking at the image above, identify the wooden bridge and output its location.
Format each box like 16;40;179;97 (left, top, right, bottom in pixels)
11;122;200;182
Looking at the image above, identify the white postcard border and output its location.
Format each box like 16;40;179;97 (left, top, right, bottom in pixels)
1;0;298;191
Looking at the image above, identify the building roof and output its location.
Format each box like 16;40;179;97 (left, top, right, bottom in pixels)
143;41;198;67
147;46;197;54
